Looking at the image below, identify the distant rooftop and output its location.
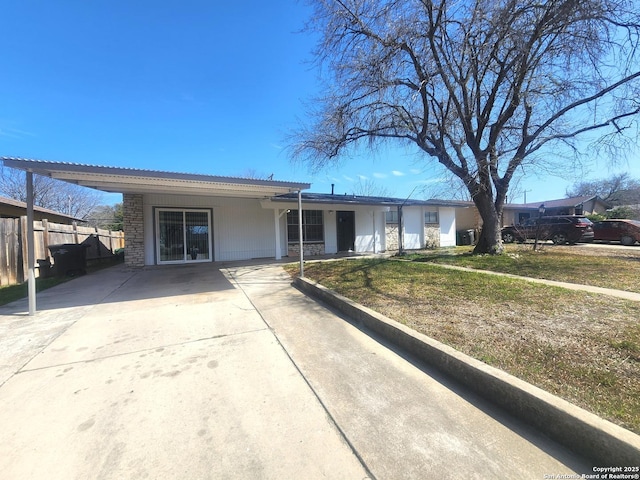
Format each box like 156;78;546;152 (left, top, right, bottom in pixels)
0;195;84;222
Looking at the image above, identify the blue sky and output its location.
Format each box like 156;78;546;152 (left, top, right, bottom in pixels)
1;1;638;206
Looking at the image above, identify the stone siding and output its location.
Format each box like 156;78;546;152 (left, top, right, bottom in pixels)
288;242;325;257
424;225;440;249
123;193;144;267
385;225;399;251
385;224;441;251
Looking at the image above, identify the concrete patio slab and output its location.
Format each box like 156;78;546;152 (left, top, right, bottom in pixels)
24;268;266;370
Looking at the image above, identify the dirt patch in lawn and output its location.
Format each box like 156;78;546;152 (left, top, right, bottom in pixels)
287;258;640;435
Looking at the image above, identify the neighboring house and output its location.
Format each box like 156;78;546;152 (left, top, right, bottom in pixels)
502;196;611;225
0;195;84;224
428;195;612;238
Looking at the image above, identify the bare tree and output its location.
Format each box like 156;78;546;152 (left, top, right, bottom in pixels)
0;167;102;219
291;0;640;254
85;203;124;231
239;168;274;180
420;171;471;201
351;177;393;197
566;173;640;205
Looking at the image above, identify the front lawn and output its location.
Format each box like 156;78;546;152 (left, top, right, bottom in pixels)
287;257;640;435
404;244;640;293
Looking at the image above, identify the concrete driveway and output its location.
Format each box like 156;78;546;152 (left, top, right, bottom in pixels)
0;261;591;479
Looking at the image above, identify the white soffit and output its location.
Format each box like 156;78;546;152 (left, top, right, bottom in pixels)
1;158;310;198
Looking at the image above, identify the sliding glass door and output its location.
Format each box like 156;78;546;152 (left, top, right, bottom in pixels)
156;209;212;264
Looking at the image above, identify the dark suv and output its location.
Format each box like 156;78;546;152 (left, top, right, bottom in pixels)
501;215;594;245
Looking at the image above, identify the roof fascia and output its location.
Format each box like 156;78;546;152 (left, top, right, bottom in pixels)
1;157;310;193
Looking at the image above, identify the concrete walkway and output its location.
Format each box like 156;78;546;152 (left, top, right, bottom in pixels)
0;262;593;479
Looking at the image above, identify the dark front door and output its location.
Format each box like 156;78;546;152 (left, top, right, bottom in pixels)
336;211;355;252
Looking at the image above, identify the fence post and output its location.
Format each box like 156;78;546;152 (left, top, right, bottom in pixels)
73;221;79;244
19;216;28;284
0;219;8;286
9;218;19;285
0;218;29;286
42;219;50;259
95;227;101;258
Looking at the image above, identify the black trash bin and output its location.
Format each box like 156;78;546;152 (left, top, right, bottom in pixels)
48;244;89;277
457;230;471;245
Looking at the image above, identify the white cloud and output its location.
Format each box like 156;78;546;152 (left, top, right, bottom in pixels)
357;174;368;180
0;126;34;138
410;168;422;175
373;172;387;179
392;170;405;176
415;177;448;184
343;175;355;182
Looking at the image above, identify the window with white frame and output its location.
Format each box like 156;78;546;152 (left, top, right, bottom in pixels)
385;210;398;224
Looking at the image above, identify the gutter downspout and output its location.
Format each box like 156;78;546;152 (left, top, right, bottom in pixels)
27;171;36;315
298;190;304;277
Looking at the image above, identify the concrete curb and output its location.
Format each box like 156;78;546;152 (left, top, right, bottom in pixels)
293;276;640;466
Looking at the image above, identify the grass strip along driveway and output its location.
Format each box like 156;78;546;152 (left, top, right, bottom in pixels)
289;249;640;435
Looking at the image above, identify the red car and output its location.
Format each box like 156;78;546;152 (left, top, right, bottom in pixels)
592;219;640;246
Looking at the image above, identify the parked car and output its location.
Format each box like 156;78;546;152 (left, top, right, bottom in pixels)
592;219;640;245
501;215;594;245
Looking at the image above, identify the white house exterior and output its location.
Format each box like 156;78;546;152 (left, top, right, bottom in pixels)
438;207;457;246
1;158;473;269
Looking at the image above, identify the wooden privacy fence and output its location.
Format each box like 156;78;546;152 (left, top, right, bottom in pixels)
0;217;125;286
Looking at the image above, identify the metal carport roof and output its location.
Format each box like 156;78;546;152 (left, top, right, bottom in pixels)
1;157;310;197
1;157;310;315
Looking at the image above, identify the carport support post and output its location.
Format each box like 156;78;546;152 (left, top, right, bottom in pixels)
26;171;36;315
298;190;304;277
274;209;282;260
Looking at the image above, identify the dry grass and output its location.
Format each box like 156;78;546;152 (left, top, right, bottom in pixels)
406;243;640;293
286;255;640;434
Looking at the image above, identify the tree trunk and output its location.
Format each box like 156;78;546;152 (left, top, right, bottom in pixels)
472;193;504;255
